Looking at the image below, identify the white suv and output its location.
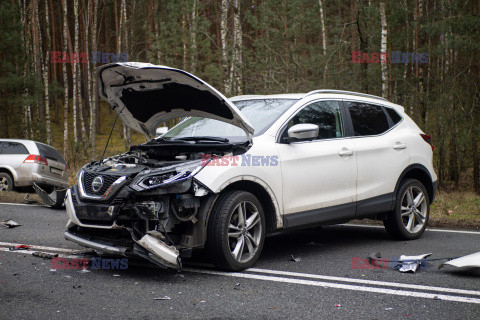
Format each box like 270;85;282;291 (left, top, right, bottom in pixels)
65;63;437;271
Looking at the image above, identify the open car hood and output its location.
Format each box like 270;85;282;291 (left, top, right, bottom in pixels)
97;62;254;138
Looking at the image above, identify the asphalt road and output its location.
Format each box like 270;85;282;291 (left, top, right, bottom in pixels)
1;203;479;319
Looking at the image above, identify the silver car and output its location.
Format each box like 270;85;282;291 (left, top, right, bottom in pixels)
0;139;69;206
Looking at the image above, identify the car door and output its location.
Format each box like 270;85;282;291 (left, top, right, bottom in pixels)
276;100;357;227
344;101;410;215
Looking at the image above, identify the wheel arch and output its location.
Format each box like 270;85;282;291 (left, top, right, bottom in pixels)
0;166;16;181
394;164;434;204
217;178;282;234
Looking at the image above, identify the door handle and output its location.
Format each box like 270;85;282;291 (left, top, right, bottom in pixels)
338;148;354;156
393;142;407;150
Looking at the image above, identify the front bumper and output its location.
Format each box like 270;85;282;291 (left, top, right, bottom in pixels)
64;188;181;269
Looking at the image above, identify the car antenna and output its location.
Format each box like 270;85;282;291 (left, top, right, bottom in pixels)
100;105;126;162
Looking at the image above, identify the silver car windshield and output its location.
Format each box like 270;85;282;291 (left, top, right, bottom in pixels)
163;99;298;142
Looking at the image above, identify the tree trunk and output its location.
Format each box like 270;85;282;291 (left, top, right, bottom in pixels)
62;0;69;160
43;0;52;145
119;0;131;149
90;0;99;157
220;0;230;95
232;0;242;95
318;0;328;84
380;1;388;98
190;0;198;73
72;0;79;149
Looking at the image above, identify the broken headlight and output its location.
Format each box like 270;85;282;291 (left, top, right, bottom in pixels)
131;160;205;191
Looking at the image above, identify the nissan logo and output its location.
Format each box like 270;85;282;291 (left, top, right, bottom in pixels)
91;176;104;193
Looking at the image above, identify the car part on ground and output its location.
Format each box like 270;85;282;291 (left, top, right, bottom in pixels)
33;183;67;209
439;252;480;269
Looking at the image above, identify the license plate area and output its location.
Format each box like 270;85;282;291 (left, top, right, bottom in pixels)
50;167;63;175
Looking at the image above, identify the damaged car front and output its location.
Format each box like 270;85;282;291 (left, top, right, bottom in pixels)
64;62;254;269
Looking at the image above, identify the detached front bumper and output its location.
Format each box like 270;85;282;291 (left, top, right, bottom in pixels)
64;189;181;269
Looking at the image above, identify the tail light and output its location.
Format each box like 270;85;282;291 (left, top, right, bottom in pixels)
420;134;434;151
24;155;48;166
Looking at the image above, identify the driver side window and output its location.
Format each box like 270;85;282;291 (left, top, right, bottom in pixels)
281;101;344;141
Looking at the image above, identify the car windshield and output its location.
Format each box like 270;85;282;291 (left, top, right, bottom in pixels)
163;99;298;142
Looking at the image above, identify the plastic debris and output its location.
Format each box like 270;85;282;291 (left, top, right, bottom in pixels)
385;308;393;311
289;255;301;262
368;252;382;267
113;274;121;277
2;219;21;228
73;285;81;289
9;245;32;251
79;269;90;273
154;296;171;300
334;304;341;307
396;253;432;273
439;252;480;269
33;252;58;259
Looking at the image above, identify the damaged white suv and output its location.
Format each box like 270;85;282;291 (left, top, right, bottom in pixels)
65;62;438;271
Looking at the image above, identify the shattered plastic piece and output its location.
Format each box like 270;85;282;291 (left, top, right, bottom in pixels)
1;220;21;228
50;269;57;272
397;253;431;273
334;304;341;307
79;269;90;273
368;252;382;267
113;274;121;277
33;252;59;259
9;245;32;251
154;296;171;300
73;285;81;289
439;252;480;269
385;308;393;311
290;255;301;262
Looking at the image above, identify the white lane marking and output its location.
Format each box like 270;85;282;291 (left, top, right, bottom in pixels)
343;223;480;235
1;242;479;304
247;268;480;297
184;267;480;305
0;202;43;207
0;241;83;253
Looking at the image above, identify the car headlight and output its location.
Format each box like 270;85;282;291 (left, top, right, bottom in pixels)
131;160;205;191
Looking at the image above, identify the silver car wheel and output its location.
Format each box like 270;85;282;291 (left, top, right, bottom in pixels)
400;186;427;233
0;177;9;191
227;201;262;263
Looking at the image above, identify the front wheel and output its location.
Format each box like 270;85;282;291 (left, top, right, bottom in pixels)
384;179;430;240
206;191;265;271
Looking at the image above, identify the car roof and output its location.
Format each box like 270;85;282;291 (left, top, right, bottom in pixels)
230;90;405;113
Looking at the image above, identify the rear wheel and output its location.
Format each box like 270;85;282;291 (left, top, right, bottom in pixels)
0;172;14;192
206;191;265;271
384;179;430;240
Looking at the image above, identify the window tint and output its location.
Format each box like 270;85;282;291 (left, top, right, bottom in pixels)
1;142;29;155
347;102;390;136
385;107;402;125
282;101;343;140
36;143;66;164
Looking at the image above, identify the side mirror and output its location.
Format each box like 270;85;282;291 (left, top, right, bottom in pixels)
155;126;168;137
284;123;319;143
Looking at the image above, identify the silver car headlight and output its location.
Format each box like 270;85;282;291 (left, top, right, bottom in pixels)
131;160;205;191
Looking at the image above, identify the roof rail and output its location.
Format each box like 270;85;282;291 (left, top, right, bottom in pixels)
304;89;387;101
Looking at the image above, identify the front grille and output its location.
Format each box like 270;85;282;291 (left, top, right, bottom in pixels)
83;172;121;195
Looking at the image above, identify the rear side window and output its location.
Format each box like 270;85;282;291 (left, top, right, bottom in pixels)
385;107;402;125
0;142;29;155
35;143;66;164
347;102;390;136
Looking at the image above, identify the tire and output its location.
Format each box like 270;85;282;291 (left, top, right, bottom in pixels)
206;190;266;271
0;172;14;192
384;179;430;240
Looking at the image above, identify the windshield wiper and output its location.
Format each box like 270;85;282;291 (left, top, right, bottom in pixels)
172;136;230;143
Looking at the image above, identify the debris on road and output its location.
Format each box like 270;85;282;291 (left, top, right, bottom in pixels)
154;296;171;300
9;245;32;251
33;252;59;259
396;253;431;273
334;304;341;307
289;255;301;262
1;219;21;228
113;274;121;277
385;307;393;311
368;252;382;267
73;285;81;289
439;252;480;269
78;269;90;273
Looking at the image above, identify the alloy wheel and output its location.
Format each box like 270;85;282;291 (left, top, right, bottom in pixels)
227;201;262;263
400;186;427;233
